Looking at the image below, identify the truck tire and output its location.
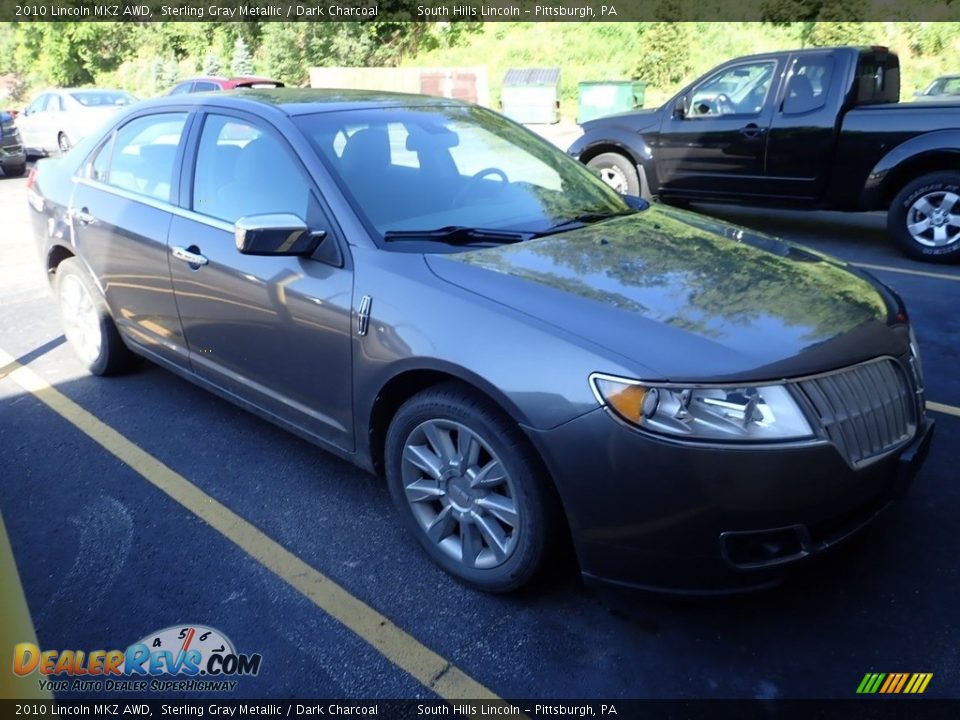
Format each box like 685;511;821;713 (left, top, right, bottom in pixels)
587;152;640;196
888;171;960;262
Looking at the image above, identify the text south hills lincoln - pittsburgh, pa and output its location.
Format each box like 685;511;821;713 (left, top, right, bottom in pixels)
416;4;617;17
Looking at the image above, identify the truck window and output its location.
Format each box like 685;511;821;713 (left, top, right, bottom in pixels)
783;55;834;115
688;61;776;118
855;53;900;105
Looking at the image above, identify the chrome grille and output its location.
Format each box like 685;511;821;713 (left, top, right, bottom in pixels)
796;358;916;467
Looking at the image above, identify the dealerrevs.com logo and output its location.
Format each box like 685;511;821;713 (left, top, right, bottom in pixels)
12;624;262;693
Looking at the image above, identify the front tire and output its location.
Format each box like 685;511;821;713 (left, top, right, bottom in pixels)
888;171;960;262
586;152;640;196
385;383;558;592
55;258;136;376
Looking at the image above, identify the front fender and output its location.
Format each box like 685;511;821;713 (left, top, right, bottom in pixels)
860;130;960;209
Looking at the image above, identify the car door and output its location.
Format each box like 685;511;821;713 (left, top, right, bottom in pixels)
167;111;354;450
70;111;193;368
656;58;782;199
762;52;844;200
18;94;48;151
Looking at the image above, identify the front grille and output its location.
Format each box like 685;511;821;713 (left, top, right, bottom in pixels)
796;358;916;467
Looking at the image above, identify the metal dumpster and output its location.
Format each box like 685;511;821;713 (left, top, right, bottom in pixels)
577;81;646;124
501;68;561;124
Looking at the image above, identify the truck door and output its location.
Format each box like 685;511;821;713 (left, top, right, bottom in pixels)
763;52;844;200
656;58;781;199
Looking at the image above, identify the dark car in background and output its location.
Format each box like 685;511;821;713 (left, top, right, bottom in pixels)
570;47;960;262
27;90;933;594
168;75;284;95
1;110;26;176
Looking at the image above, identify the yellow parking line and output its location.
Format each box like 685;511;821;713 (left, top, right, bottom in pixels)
0;510;52;700
0;348;502;707
854;262;960;283
927;401;960;418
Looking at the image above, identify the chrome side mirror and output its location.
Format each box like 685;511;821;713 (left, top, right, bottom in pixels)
234;213;325;256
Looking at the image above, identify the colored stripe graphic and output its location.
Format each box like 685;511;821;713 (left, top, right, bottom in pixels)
857;672;932;694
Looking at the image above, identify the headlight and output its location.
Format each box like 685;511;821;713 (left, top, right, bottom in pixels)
590;374;814;442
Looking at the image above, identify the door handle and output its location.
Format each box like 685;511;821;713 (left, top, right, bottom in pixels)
171;246;208;267
72;207;96;225
739;123;765;139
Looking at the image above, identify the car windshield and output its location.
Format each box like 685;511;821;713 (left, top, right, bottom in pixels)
70;91;136;107
294;105;635;244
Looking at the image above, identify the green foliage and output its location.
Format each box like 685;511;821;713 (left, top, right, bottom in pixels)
633;23;694;87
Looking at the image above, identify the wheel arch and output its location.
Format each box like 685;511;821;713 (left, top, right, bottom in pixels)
366;363;534;477
860;132;960;209
45;243;75;285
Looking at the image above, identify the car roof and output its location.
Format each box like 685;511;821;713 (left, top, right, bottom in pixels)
136;88;466;116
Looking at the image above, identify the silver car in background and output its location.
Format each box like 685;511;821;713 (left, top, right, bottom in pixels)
17;88;137;154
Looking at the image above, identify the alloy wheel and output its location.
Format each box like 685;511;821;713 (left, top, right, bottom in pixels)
597;165;629;194
906;190;960;248
59;274;101;365
400;419;520;570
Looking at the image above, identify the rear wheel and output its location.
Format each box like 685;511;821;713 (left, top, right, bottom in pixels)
888;171;960;262
385;383;558;592
586;152;639;196
55;258;137;376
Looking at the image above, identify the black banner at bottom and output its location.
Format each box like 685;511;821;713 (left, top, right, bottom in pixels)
2;699;959;720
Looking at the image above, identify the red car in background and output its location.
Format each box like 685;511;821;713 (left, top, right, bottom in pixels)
168;76;284;94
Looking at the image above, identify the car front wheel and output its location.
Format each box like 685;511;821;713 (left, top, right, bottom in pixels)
385;383;558;592
888;171;960;262
55;258;136;375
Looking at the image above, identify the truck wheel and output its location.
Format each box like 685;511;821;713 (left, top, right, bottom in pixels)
587;152;639;196
888;172;960;262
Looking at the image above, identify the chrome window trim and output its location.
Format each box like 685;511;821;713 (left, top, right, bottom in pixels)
74;177;233;233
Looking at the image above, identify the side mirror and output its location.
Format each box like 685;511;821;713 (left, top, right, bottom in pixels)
234;214;326;256
672;96;687;120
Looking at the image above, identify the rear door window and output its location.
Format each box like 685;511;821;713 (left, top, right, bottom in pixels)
783;55;834;115
102;113;188;202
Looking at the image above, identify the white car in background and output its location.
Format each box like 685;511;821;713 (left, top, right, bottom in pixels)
17;89;137;154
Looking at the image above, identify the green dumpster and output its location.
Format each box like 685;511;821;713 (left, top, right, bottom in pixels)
577;81;646;124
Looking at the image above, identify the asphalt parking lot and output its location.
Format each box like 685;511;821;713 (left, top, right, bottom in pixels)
1;159;959;703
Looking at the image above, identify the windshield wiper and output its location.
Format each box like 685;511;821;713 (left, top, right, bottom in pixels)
534;208;638;237
382;226;529;245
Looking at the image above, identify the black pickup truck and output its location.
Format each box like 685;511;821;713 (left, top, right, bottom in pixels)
569;47;960;261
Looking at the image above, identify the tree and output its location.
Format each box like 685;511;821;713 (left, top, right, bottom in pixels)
202;51;222;77
231;36;253;76
633;23;694;87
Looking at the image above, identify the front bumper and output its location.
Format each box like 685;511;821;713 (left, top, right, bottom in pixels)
526;409;934;594
0;140;26;167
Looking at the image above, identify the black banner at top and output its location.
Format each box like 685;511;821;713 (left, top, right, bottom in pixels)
3;0;960;22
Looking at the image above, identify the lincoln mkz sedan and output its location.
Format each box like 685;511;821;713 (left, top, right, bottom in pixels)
27;90;934;593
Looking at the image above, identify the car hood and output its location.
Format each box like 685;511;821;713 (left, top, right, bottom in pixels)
424;206;904;382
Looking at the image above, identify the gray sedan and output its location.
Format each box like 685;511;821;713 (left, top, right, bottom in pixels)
28;90;933;593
